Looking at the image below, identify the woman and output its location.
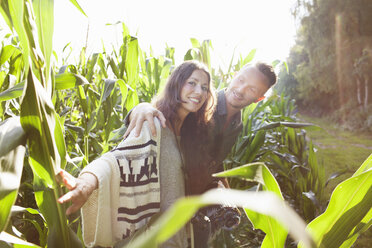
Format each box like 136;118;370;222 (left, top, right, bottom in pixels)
58;60;216;247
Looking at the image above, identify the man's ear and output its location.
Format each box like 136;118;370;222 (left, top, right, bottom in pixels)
255;96;265;103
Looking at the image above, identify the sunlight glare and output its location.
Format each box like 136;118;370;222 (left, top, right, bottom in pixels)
54;0;296;69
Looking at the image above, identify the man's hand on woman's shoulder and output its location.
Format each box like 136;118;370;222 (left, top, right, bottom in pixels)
123;102;167;138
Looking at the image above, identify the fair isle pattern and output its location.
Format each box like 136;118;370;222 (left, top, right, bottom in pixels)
80;120;162;247
111;139;160;240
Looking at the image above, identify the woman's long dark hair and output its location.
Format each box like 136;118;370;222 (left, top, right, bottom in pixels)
154;60;217;196
153;60;215;129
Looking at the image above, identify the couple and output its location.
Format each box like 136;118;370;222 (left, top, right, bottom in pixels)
58;60;276;248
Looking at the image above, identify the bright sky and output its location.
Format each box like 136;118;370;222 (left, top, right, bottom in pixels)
55;0;297;70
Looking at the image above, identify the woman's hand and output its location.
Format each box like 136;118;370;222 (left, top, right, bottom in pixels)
57;170;98;215
123;102;167;138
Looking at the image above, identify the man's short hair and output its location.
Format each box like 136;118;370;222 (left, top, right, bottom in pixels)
255;62;277;87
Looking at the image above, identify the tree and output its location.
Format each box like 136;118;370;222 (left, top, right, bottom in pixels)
280;0;372;116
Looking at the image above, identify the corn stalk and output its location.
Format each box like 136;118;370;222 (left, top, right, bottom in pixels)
0;0;83;247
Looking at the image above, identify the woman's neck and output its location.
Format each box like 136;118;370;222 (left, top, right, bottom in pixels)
169;115;186;136
171;108;189;135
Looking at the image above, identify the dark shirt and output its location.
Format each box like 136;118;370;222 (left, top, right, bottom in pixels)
209;89;243;166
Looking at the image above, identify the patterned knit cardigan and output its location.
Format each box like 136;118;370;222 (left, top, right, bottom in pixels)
80;120;162;247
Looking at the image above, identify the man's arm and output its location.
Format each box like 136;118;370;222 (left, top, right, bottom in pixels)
123;102;167;138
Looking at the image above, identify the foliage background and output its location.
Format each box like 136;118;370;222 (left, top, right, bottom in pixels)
277;0;372;131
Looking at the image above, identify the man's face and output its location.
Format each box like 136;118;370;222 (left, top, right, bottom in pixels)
225;66;270;110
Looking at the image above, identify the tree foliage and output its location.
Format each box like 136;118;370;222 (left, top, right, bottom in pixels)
278;0;372;117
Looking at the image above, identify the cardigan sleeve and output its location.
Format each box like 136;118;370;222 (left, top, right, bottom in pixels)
80;153;121;247
79;119;162;247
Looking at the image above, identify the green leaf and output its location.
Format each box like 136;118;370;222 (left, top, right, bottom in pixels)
126;189;314;248
243;48;257;65
271;59;281;68
68;0;87;17
201;39;212;70
283;61;289;73
125;37;139;88
190;38;200;48
20;72;61;186
353;153;372;176
253;121;315;131
0;45;19;66
116;79;128;110
0;72;89;102
55;72;89;90
97;53;108;78
86;53;99;82
298;159;372;248
32;0;54;87
20;70;81;248
109;57;120;78
214;162;282;196
241;130;266;163
101;79;115;103
77;85;89;118
0;232;41;247
33;174;82;248
8;0;30;75
0;82;24;102
214;163;287;247
125;90;139;112
0;117;26;232
0;1;13;31
184;49;193;61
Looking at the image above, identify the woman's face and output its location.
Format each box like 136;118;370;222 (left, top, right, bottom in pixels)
178;69;209;119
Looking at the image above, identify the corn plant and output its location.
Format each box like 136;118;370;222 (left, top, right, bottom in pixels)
106;21;139;112
137;52;172;103
0;0;85;247
184;38;213;72
298;153;372;248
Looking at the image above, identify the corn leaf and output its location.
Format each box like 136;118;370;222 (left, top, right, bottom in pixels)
68;0;87;17
109;57;120;78
0;117;26;232
20;70;81;248
32;0;54;87
86;53;99;82
253;121;315;132
241;130;266;163
201;40;212;70
0;45;19;66
0;73;88;102
55;72;89;90
125;37;139;88
0;82;24;101
298;155;372;248
125;189;314;248
214;163;288;248
353;153;372;176
0;1;12;30
125;90;139;112
7;0;30;75
190;38;200;48
0;232;41;247
243;48;257;65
